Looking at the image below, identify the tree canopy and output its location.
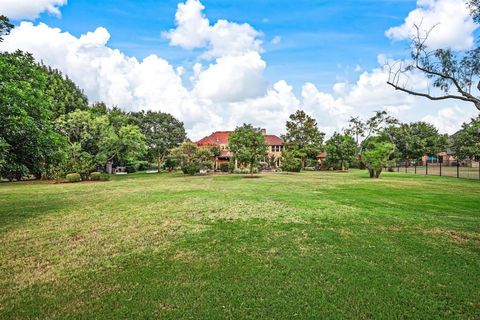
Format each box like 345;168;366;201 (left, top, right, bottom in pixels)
131;111;186;172
324;133;357;171
384;121;447;161
0;15;13;42
450;117;480;160
0;51;67;179
229;124;267;175
282;110;325;167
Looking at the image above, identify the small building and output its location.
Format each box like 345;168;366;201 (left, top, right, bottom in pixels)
422;150;479;167
316;151;327;167
196;129;284;169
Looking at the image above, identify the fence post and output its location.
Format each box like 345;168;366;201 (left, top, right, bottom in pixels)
457;162;460;178
440;162;442;176
426;161;428;175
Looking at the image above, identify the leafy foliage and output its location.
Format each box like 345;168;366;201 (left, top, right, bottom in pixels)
384;121;447;161
0;15;13;42
0;51;67;179
282;110;325;166
170;142;213;175
56;109;146;175
66;173;81;183
280;151;302;172
362;138;394;178
131;111;186;172
324;133;356;171
450;116;480;160
229;124;267;175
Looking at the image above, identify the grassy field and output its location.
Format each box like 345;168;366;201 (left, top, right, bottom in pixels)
0;170;479;319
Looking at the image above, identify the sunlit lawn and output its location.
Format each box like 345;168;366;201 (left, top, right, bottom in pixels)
0;170;479;319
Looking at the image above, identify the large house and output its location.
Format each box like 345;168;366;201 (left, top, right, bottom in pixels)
196;129;284;169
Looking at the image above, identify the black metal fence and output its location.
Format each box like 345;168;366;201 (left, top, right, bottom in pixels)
394;160;480;180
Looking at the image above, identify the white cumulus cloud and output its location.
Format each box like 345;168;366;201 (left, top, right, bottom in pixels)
0;0;67;20
386;0;478;50
164;0;262;58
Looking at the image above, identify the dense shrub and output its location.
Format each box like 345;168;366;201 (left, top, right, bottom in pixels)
163;157;178;172
258;161;269;171
305;159;318;168
134;161;149;171
0;163;29;181
66;173;81;183
181;163;200;175
90;172;110;181
228;160;236;173
303;167;316;171
233;168;250;174
219;163;230;172
126;164;137;173
280;154;302;172
90;172;101;180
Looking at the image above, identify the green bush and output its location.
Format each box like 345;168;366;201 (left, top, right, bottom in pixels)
258;161;269;171
134;161;149;171
181;163;200;175
233;168;250;174
90;172;101;180
126;164;137;173
90;172;110;181
66;173;81;183
219;163;230;172
280;155;302;172
303;167;316;171
228;160;236;173
0;163;29;181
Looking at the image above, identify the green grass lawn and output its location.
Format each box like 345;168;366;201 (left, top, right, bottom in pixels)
0;170;479;319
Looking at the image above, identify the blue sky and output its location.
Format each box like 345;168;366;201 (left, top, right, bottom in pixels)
35;0;417;91
1;0;478;139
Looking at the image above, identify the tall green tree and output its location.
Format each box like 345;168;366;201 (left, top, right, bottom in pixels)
385;122;447;162
45;67;89;118
0;51;67;180
229;124;267;175
170;142;213;175
282;110;325;167
450;117;480;160
131;111;186;172
346;111;398;172
324;133;356;171
56;109;146;174
362;138;395;178
0;15;13;42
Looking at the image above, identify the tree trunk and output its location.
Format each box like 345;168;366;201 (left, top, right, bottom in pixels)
375;168;383;178
368;167;375;178
157;156;162;173
341;160;345;171
250;161;254;176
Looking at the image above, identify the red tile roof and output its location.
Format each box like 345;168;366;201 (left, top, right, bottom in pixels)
265;135;284;145
196;131;284;147
196;131;231;146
